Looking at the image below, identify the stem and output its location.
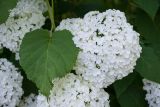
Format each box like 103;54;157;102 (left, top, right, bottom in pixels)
45;0;56;32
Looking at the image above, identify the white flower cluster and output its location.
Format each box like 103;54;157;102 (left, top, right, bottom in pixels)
0;0;47;60
19;94;49;107
0;6;141;106
0;58;23;107
19;73;109;107
49;73;110;107
56;9;142;88
143;79;160;107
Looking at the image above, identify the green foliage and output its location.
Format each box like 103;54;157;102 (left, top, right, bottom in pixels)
20;29;79;96
114;72;148;107
0;48;3;54
135;12;160;59
0;0;160;106
0;0;18;24
134;0;159;19
134;10;160;84
105;85;121;107
135;11;160;45
136;46;160;84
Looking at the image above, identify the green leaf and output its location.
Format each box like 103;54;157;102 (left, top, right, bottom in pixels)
136;45;160;83
135;11;160;44
114;72;148;107
105;86;121;107
134;0;159;19
20;29;79;96
109;93;121;107
134;9;160;83
0;48;3;54
135;11;160;62
0;0;18;24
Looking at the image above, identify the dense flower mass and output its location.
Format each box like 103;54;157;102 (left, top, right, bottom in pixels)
0;0;142;105
0;58;23;107
19;74;110;107
49;73;110;107
143;79;160;107
56;9;142;88
19;94;49;107
0;0;47;60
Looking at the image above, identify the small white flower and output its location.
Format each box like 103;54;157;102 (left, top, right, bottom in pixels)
143;79;160;107
19;94;37;107
0;0;47;60
56;9;142;88
19;94;49;107
49;73;110;107
0;58;23;107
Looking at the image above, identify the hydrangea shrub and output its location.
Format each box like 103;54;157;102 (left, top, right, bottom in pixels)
0;0;160;107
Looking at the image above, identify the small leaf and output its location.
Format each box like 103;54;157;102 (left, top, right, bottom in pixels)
20;29;79;96
0;0;18;24
136;45;160;83
114;72;148;107
134;0;159;19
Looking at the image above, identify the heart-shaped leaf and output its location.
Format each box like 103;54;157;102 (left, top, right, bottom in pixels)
20;29;79;96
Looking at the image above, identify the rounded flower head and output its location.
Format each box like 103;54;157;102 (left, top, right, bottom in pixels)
19;94;49;107
0;0;47;60
0;58;23;107
143;79;160;107
49;73;110;107
56;9;142;88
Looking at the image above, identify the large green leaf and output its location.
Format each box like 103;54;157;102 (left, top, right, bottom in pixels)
136;46;160;83
133;0;159;19
135;11;160;43
135;12;160;43
134;11;160;83
20;29;79;96
0;0;18;24
114;72;147;107
135;11;160;58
